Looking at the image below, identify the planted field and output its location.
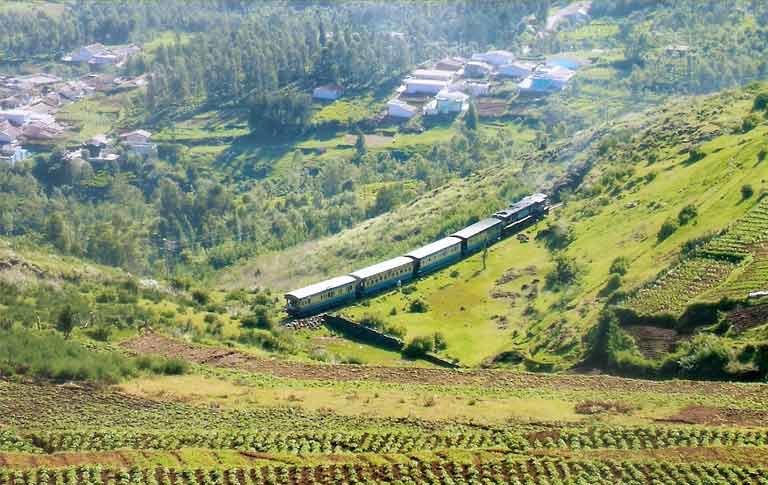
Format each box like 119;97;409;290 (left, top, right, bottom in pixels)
2;457;768;484
626;197;768;316
624;258;737;316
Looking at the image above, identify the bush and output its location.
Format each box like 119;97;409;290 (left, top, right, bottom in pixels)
536;222;575;251
545;254;581;290
0;328;137;383
609;256;630;276
687;147;705;164
741;115;759;133
433;332;447;351
136;355;188;375
599;274;622;297
677;204;698;225
742;184;755;199
403;335;434;357
241;305;274;330
657;219;678;242
408;298;429;313
753;92;768;111
758;148;767;163
191;289;209;305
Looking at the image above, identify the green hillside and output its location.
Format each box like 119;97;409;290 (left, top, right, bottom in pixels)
219;83;768;373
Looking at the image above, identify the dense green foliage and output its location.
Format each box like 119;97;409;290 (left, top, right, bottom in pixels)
0;328;134;383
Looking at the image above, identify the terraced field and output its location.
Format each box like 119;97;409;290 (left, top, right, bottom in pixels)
626;197;768;316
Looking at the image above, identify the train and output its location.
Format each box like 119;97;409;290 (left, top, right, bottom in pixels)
284;193;549;317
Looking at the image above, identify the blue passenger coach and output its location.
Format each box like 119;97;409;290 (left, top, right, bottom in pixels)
405;237;463;275
350;256;415;296
450;218;503;254
284;275;358;317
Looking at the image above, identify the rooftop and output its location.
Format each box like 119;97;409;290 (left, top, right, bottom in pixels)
350;256;414;280
451;218;501;240
406;237;462;260
286;275;357;300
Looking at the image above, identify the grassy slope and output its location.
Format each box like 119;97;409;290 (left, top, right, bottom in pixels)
219;84;768;368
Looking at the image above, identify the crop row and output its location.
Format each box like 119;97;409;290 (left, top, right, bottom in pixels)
625;258;736;315
1;458;767;485
0;430;41;453
22;427;768;454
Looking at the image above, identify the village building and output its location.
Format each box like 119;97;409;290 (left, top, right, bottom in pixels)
387;99;418;119
472;50;516;67
403;78;449;95
119;129;157;156
435;57;466;72
464;61;493;78
546;1;592;32
411;69;455;82
312;84;344;100
498;61;538;79
423;90;469;116
65;43;107;63
449;81;490;97
0;143;28;167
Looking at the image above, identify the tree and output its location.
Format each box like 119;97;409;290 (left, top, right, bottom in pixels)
354;128;367;158
403;335;434;357
742;184;755;199
609;256;630;276
657;219;678;242
545;254;581;290
55;306;77;339
677;204;698;225
465;101;478;131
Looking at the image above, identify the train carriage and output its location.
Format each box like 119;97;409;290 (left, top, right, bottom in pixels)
350;256;415;296
285;275;358;316
451;218;503;254
405;237;463;276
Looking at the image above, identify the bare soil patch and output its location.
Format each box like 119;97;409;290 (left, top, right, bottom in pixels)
624;325;682;359
574;400;633;416
656;405;768;427
727;303;768;333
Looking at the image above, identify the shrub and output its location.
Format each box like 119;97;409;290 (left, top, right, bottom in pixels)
599;274;622;297
686;147;705;164
677;204;698;225
545;254;581;290
741;114;760;133
241;305;274;330
403;335;434;357
609;256;630;276
0;328;136;383
55;306;78;339
433;332;447;351
408;299;429;313
136;355;188;375
191;289;209;305
657;219;678;242
753;92;768;112
742;184;755;199
536;222;575;251
758;148;767;163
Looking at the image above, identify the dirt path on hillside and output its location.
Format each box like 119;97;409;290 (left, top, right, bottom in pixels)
121;333;768;401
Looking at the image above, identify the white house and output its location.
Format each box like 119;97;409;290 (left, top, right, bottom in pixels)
387;99;418;119
472;50;516;67
498;61;537;78
424;90;469;115
66;43;107;63
312;84;344;100
120;129;156;156
403;78;449;95
89;53;120;66
0;143;28;168
411;69;454;82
